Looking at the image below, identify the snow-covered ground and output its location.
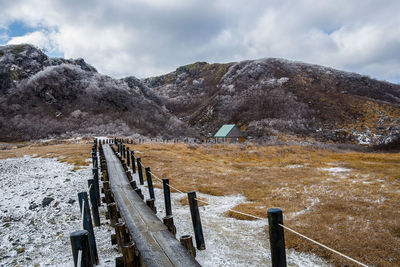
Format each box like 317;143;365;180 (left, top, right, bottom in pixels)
0;156;118;266
0;156;331;266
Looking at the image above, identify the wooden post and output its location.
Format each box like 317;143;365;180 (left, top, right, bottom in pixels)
163;178;172;216
92;168;100;206
88;179;100;226
145;167;155;200
122;242;139;267
180;235;196;258
78;192;98;264
126;147;130;167
163;215;176;237
111;234;117;245
70;230;93;267
268;208;287;267
103;181;110;191
126;171;132;182
104;189;114;204
187;191;205;250
108;203;118;227
92;152;97;168
115;222;128;252
135;188;144;200
137;158;144;185
130;180;137;190
131;151;136;173
115;256;124;267
123;144;126;159
146;198;156;213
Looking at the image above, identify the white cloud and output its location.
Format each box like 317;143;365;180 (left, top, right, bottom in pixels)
0;0;399;82
7;31;56;52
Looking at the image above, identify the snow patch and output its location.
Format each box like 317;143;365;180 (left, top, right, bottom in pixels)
320;166;352;175
0;156;118;266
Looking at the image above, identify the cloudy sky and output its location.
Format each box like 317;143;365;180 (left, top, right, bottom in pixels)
0;0;399;82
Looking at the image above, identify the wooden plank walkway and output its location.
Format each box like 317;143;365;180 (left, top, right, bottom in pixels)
103;144;201;267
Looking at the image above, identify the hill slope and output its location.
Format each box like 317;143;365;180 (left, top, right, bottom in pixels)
2;44;400;145
143;59;400;144
0;44;188;141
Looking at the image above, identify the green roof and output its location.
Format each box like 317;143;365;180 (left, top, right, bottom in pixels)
214;124;244;138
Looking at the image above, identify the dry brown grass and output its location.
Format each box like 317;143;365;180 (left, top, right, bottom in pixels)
178;196;209;206
0;140;92;170
128;142;400;266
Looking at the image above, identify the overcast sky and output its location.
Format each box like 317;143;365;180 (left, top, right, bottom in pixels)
0;0;399;82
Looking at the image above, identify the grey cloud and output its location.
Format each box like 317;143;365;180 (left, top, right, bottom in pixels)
0;0;400;82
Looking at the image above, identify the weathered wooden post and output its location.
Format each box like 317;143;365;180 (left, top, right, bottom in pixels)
180;235;196;258
70;230;93;267
115;222;128;252
92;151;97;168
104;189;114;204
126;171;132;182
92;168;100;206
137;158;144;185
187;191;205;250
268;208;287;267
145;167;155;200
163;178;172;216
163;215;176;237
130;151;136;173
78;192;98;264
130;180;137;190
108;203;118;227
134;188;144;200
88;179;100;226
126;147;130;167
122;242;138;267
146;198;156;213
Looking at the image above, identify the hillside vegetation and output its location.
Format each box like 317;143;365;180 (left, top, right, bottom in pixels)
2;44;400;147
144;59;400;146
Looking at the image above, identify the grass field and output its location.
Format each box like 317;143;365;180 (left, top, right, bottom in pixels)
1;140;399;266
129;142;400;267
0;140;92;170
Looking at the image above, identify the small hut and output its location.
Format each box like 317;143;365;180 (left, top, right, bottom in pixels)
214;124;245;143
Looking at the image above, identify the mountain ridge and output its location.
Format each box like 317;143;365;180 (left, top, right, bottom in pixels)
143;58;400;145
1;44;400;146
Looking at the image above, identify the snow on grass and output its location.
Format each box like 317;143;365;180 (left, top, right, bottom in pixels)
135;173;331;267
0;156;118;266
320;166;352;176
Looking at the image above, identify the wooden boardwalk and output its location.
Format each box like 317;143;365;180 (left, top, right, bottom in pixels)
103;144;201;267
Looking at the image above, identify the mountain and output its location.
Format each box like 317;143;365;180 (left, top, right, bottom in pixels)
0;44;189;141
1;44;400;146
143;60;400;145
